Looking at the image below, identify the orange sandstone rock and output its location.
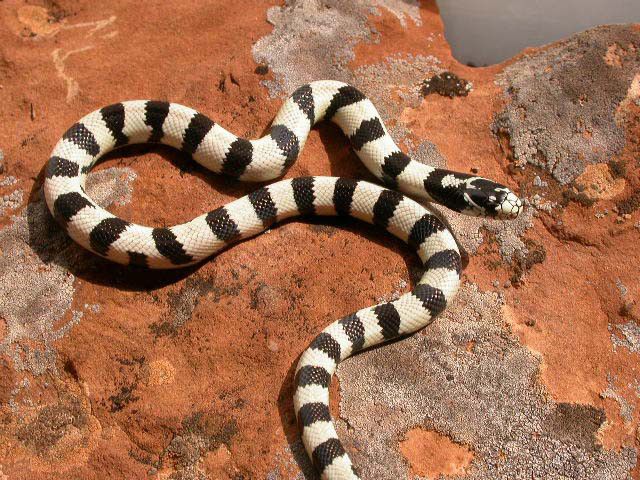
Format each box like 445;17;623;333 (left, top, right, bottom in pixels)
0;1;638;479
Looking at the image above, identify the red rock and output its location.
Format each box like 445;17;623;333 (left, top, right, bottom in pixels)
0;1;638;479
399;427;474;478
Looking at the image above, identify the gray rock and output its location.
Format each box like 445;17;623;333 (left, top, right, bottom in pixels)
493;25;640;184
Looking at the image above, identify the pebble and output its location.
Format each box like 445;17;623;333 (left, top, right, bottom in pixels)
254;63;269;75
0;176;16;187
533;175;548;187
525;318;536;327
471;167;479;174
267;339;279;352
623;213;631;220
503;280;512;289
492;280;500;288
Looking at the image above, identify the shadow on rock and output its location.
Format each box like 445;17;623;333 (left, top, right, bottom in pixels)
27;138;456;292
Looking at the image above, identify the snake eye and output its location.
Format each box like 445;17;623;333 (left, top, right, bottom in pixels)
463;188;492;214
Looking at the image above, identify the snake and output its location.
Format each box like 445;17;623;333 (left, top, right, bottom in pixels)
43;80;522;479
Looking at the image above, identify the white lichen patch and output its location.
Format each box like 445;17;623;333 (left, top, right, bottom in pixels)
253;1;371;98
354;54;442;123
601;375;635;425
377;278;408;303
0;176;17;187
254;1;425;100
612;321;640;354
0;189;24;217
371;0;421;28
529;193;557;213
267;440;314;480
84;166;137;207
493;25;640;185
432;200;536;261
0;167;136;377
336;283;636;478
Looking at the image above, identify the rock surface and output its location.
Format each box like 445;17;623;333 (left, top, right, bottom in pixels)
0;1;638;479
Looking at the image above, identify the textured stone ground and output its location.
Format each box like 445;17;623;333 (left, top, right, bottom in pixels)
0;1;639;479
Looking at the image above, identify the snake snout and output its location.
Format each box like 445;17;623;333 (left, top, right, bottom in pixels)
464;178;523;219
494;190;523;219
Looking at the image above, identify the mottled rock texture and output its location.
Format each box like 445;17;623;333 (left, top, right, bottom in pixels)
493;25;640;185
0;1;638;479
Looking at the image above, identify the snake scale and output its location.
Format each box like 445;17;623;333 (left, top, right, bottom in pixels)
43;80;522;479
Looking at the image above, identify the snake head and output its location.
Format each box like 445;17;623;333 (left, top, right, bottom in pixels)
463;178;523;219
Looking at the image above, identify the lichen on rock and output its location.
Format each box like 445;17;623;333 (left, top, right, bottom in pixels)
1;2;639;478
493;25;640;185
253;0;423;98
421;71;472;98
612;321;640;354
336;283;637;479
0;167;136;377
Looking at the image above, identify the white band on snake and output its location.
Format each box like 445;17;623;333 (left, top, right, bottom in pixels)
43;80;522;479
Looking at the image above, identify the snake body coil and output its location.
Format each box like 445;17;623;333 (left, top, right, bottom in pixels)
44;80;521;479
